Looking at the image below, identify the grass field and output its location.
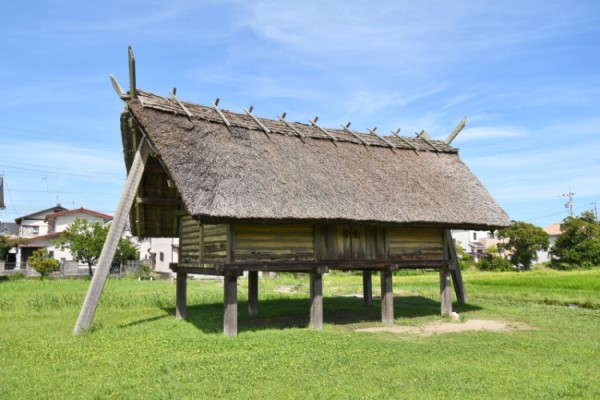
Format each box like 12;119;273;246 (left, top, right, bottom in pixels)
1;269;599;399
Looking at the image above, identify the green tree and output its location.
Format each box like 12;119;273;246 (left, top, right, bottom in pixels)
497;221;549;271
28;248;59;278
0;236;27;260
550;212;600;269
477;254;513;271
54;218;139;276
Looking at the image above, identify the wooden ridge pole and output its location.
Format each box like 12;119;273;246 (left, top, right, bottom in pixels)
73;137;150;335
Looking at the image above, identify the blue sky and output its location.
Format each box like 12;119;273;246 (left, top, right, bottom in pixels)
1;1;599;228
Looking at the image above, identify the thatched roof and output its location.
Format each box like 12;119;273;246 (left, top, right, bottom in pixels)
122;91;510;232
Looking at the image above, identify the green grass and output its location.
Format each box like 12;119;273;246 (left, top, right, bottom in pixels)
1;269;599;399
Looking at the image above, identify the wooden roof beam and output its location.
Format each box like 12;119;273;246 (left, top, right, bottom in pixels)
391;129;419;154
367;127;396;153
212;98;232;131
416;130;441;153
309;116;338;144
244;105;271;137
445;117;467;144
342;122;370;146
128;46;136;100
278;113;306;143
168;89;194;119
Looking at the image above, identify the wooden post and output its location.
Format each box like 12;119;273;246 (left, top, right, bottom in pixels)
224;272;238;337
73;138;149;335
176;271;187;320
310;270;323;330
248;270;258;316
445;230;467;303
440;266;452;316
128;46;136;99
380;268;394;323
362;270;373;306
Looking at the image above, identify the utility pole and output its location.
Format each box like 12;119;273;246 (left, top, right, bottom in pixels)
593;201;598;222
562;189;575;217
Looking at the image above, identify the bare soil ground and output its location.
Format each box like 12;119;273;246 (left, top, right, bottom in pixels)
356;319;532;336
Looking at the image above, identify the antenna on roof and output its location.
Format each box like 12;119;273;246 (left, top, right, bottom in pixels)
128;46;136;100
445;117;467;144
244;105;271;137
415;130;441;153
341;122;369;146
368;127;396;153
392;129;419;154
168;89;194;119
212;98;232;131
278;113;306;143
309;116;338;144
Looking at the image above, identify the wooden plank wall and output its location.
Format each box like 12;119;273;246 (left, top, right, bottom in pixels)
234;225;314;262
386;227;444;260
179;214;202;265
203;224;229;262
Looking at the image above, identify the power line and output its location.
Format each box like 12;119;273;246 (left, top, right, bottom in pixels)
0;164;125;181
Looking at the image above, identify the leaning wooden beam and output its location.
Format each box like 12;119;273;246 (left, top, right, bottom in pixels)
109;74;127;102
445;230;467;303
380;267;394;323
168;90;194;119
248;270;258;316
341;122;370;146
392;129;419;154
416;130;441;153
244;106;270;137
176;271;187;320
368;127;396;153
310;269;324;330
445;116;467;144
278;113;306;143
309;116;338;143
212;98;232;131
73;137;150;335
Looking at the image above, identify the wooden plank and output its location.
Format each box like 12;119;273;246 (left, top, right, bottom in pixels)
392;130;419;153
73;137;150;335
363;270;373;306
446;230;467;303
135;197;181;206
244;107;270;136
309;117;338;143
224;272;238;337
277;114;306;143
380;267;394;323
168;90;193;118
176;272;187;320
234;225;314;262
416;130;441;153
341;123;370;146
310;270;323;330
445;116;467;144
440;266;453;315
128;46;136;99
248;271;258;316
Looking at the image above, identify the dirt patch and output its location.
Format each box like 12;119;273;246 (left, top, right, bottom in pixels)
356;319;530;336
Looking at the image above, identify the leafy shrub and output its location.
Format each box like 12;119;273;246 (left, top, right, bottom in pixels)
28;249;59;278
477;255;513;272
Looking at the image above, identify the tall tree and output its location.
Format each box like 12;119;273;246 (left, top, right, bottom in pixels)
54;218;139;276
497;221;549;271
551;212;600;269
0;236;26;261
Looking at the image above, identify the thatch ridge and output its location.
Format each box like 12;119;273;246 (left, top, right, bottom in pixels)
123;91;510;231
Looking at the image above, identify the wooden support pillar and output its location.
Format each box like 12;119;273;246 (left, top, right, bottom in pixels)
224;272;238;337
380;267;394;324
248;270;258;316
440;266;453;316
310;270;323;330
176;271;187;320
73;138;150;335
362;270;373;306
445;230;467;304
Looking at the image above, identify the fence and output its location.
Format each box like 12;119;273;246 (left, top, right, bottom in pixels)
0;260;151;278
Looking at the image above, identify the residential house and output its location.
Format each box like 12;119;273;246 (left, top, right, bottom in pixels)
14;206;113;265
536;223;562;263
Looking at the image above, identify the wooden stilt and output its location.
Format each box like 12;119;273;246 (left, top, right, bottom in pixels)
248;271;258;316
362;270;373;306
380;268;394;323
175;272;187;320
310;270;323;330
224;272;238;337
73;138;150;335
440;266;453;315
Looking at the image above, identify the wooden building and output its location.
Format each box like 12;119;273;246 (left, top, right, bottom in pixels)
73;49;510;336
